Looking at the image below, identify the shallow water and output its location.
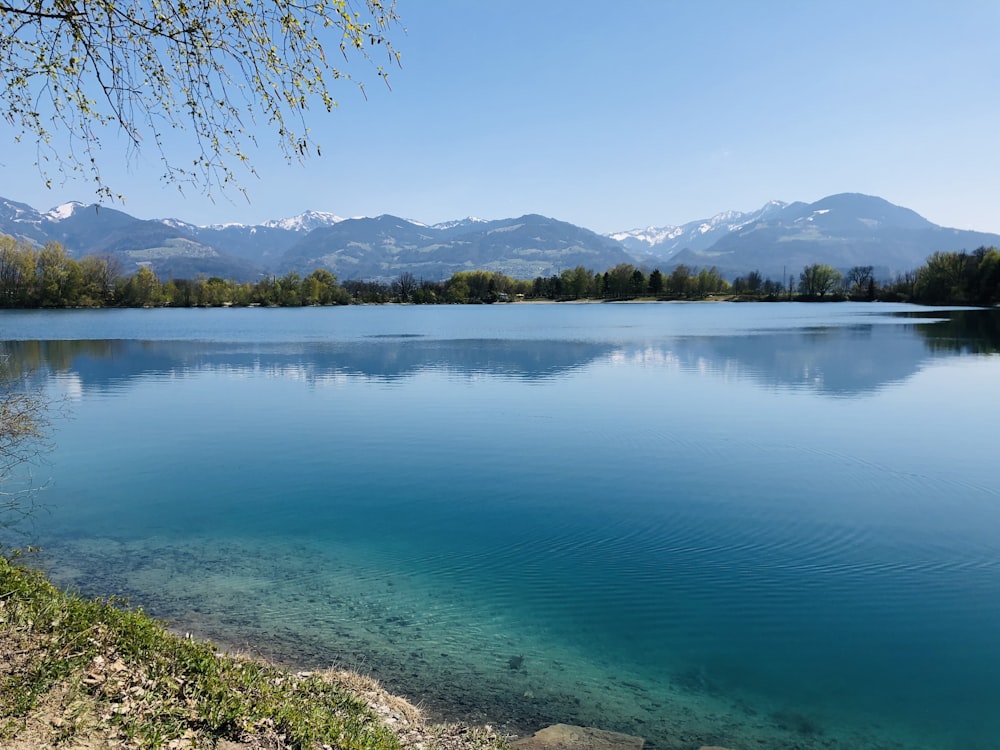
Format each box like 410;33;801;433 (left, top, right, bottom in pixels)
2;303;999;750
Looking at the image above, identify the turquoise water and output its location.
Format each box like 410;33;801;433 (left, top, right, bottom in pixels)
2;303;999;749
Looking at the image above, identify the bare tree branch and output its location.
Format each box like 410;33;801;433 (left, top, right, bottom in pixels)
0;352;51;536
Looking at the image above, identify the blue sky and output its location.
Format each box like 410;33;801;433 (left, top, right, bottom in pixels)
3;1;999;233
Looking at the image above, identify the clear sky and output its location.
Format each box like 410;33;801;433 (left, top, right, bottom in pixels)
3;1;999;234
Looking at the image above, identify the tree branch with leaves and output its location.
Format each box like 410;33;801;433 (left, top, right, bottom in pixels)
0;0;400;201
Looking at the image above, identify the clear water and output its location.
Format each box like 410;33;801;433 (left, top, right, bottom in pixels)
2;303;999;750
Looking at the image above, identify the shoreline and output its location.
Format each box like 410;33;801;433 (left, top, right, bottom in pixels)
185;627;533;737
34;532;953;750
37;546;703;749
164;616;608;743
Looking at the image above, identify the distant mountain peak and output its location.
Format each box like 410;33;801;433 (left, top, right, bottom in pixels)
3;192;997;285
1;198;42;223
261;210;345;232
433;216;488;230
44;201;86;221
609;225;682;244
706;208;743;223
161;218;197;231
610;200;789;254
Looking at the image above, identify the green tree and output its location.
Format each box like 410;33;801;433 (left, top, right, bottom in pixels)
695;267;727;297
971;247;1000;305
122;266;163;307
560;266;593;299
668;265;691;297
276;272;303;306
79;254;122;306
459;271;489;302
253;277;279;306
446;270;513;303
0;237;36;307
197;277;233;306
630;268;646;296
914;252;969;305
605;263;637;299
648;268;664;296
445;274;471;303
799;263;843;298
411;279;442;304
592;272;605;298
1;1;400;200
164;278;198;307
35;242;82;307
912;247;1000;306
762;277;783;298
302;269;345;305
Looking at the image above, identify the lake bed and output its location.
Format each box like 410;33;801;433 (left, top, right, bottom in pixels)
2;302;998;750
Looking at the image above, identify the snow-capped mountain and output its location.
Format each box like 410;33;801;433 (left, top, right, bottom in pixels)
432;217;489;231
610;200;787;259
3;193;999;282
0;198;50;245
260;210;345;232
661;193;1000;280
608;225;685;248
160;218;198;232
43;201;88;222
161;209;346;234
0;198;262;279
281;213;632;281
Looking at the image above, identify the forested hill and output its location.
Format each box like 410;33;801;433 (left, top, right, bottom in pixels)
3;193;1000;283
1;227;998;308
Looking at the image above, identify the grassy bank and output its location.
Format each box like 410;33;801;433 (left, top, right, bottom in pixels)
0;551;508;750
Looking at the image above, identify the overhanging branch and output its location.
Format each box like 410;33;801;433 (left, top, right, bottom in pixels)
0;2;79;21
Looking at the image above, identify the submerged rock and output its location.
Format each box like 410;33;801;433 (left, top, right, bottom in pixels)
512;723;644;750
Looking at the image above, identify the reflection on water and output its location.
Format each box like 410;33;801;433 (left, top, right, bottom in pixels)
1;338;617;387
903;308;1000;354
3;305;998;396
3;303;1000;750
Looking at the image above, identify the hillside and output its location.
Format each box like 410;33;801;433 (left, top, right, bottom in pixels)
614;193;1000;280
280;214;634;281
3;193;999;282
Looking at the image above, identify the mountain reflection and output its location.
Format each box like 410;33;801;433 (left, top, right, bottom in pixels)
2;308;998;396
1;339;618;389
672;325;931;395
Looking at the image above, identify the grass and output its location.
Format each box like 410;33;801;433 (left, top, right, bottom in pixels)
0;550;509;750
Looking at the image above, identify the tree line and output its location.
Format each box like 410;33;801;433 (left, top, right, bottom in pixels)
0;237;351;308
1;235;998;308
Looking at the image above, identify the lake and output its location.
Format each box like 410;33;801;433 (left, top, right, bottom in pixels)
2;302;999;750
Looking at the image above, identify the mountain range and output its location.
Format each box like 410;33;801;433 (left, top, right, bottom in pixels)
2;193;997;283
